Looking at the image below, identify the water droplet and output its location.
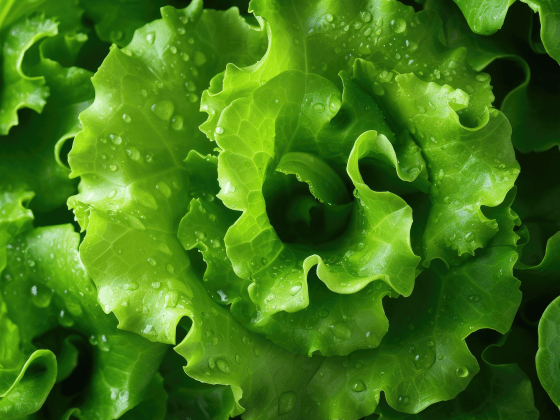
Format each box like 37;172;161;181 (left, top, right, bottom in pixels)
146;32;155;44
165;291;179;308
390;18;406;33
151;281;161;289
399;396;410;405
111;30;123;41
126;147;140;161
208;357;216;369
313;103;325;112
109;134;122;145
147;257;157;266
215;126;224;135
411;343;436;370
278;391;297;415
156;181;172;198
194;51;207;66
166;264;175;274
31;283;53;307
123;281;139;291
235;354;243;364
242;336;251;345
475;73;489;82
122;113;131;123
261;257;268;266
178;27;186;35
58;309;74;327
455;366;469;377
215;359;230;374
253;347;261;357
109;165;118;172
108;189;117;198
99;335;111;352
89;335;98;346
328;94;341;112
265;293;276;302
465;232;474;241
318;309;329;318
326;13;333;22
351;379;367;392
151;100;175;121
289;283;302;295
330;322;351;341
360;11;372;22
171;115;184;130
170;46;177;54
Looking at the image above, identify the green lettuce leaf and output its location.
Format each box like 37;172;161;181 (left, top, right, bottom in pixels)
201;0;496;144
0;296;57;419
442;0;560;64
204;69;419;355
67;0;267;345
424;0;560;154
371;331;539;420
79;0;182;47
354;60;519;265
171;185;522;418
0;0;87;134
1;223;168;419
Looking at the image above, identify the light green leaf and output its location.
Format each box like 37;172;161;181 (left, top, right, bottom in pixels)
0;13;57;134
67;1;267;344
452;0;516;36
537;293;560;410
355;61;519;265
0;297;57;419
201;0;495;142
372;330;539;420
1;224;168;420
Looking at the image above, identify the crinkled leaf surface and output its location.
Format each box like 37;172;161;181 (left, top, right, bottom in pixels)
209;69;418;355
442;0;560;64
68;0;267;345
172;187;521;419
1;224;168;420
371;331;539;420
354;61;519;264
64;0;526;418
0;296;57;419
79;0;182;47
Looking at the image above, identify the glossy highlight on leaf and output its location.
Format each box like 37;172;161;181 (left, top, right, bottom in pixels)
1;0;560;418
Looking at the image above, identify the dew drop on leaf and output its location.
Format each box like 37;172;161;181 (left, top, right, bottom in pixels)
455;366;469;377
289;283;302;295
390;18;407;33
194;51;207;66
350;379;367;392
278;391;297;415
126;147;140;161
171;115;184;130
216;359;230;374
151;100;175;121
